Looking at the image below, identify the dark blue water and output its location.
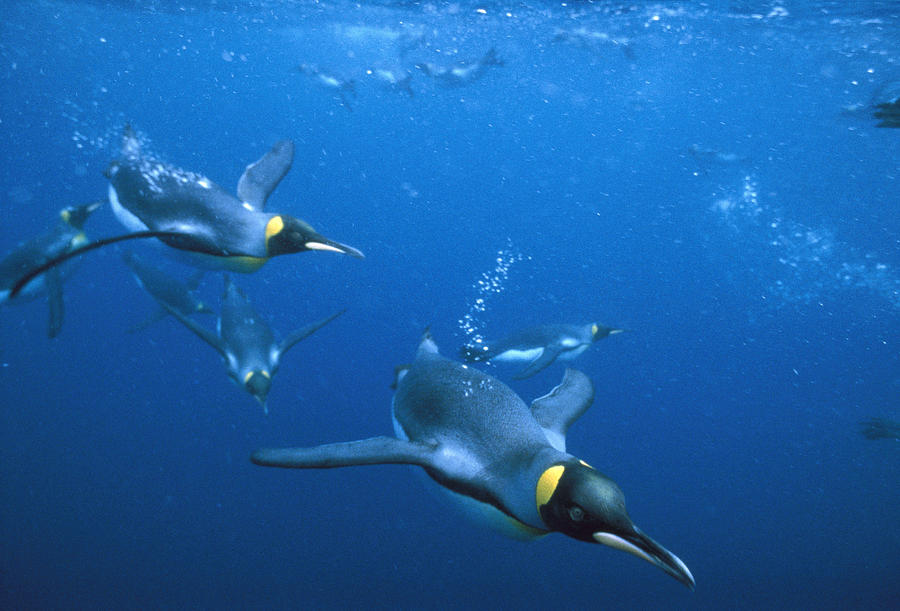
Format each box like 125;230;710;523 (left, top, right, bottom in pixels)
2;1;898;608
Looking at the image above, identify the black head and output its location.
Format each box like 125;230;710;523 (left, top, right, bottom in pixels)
243;370;272;410
590;323;625;341
60;200;103;230
265;215;364;259
536;461;695;589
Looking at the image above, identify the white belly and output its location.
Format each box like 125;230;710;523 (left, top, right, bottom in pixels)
559;344;589;360
108;184;149;232
493;348;543;363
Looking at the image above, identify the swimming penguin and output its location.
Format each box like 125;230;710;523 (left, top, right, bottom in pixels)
297;64;356;111
121;251;212;332
9;127;363;297
366;67;414;98
871;79;900;128
0;200;102;337
859;417;900;440
252;332;694;589
460;322;625;379
416;47;504;86
160;274;344;412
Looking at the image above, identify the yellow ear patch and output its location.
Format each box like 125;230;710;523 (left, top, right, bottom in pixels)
536;465;565;510
591;324;599;335
244;370;271;384
265;215;285;241
60;209;71;223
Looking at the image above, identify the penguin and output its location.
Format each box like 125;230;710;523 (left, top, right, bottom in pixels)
120;251;212;332
0;200;102;337
416;47;504;87
160;274;344;413
297;64;356;111
460;322;625;379
859;417;900;440
871;79;900;128
366;67;414;98
8;127;363;299
551;27;635;60
252;332;695;589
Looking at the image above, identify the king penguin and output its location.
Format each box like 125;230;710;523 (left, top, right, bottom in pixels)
104;125;363;270
160;274;344;412
0;200;102;337
252;332;694;589
121;251;213;332
461;322;625;379
9;127;363;297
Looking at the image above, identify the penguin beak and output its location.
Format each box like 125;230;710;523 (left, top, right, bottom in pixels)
593;527;695;590
305;235;365;259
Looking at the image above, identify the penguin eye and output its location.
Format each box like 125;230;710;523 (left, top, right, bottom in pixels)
568;505;585;521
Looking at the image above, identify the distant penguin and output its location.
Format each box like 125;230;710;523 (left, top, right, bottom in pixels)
367;67;414;98
9;127;363;297
461;322;625;379
0;200;102;337
416;47;504;86
161;274;344;412
121;251;212;332
252;332;694;589
860;417;900;440
871;79;900;128
297;64;357;111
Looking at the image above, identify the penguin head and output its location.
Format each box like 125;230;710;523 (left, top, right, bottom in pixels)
243;370;272;409
590;323;625;341
536;460;695;589
265;215;364;259
60;200;103;230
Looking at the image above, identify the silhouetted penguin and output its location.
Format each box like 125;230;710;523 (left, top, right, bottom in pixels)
860;417;900;440
9;127;363;298
416;47;503;86
252;332;694;589
121;251;212;332
0;200;102;337
871;79;900;128
461;322;625;379
297;64;356;111
161;275;344;412
367;67;414;98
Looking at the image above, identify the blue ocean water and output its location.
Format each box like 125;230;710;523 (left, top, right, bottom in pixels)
1;0;898;608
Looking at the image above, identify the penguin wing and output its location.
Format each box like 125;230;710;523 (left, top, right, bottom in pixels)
251;436;438;469
513;346;562;379
530;369;594;452
45;266;64;339
236;140;294;209
277;309;346;360
160;301;227;358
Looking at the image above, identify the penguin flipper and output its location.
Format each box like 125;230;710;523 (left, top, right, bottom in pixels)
161;301;227;358
252;436;437;469
513;347;560;379
236;140;295;209
531;369;594;452
277;309;346;359
45;267;64;339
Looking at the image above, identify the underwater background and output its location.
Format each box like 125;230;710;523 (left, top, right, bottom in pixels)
1;0;898;608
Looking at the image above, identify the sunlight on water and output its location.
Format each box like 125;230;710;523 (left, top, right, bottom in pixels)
458;240;530;351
